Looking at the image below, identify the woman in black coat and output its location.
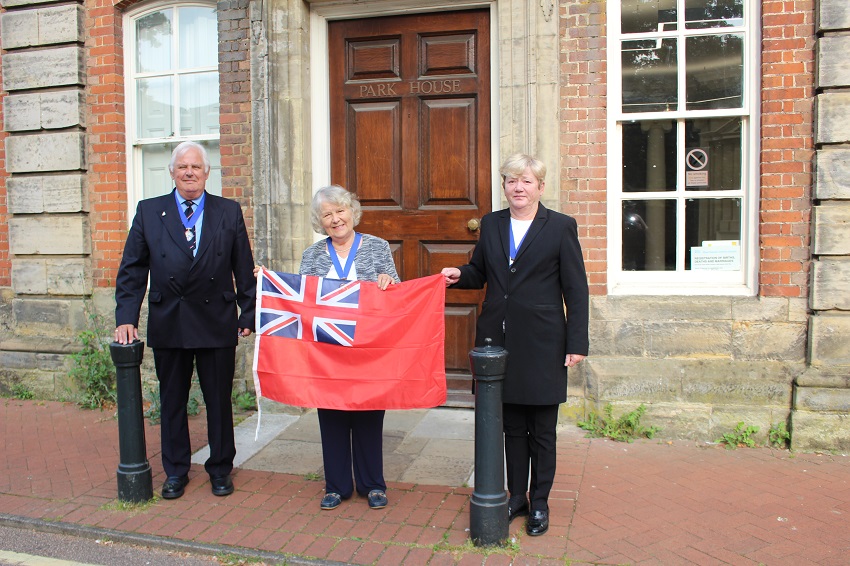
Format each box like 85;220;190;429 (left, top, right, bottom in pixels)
441;153;589;536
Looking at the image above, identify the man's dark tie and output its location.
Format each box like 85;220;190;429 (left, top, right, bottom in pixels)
183;200;196;254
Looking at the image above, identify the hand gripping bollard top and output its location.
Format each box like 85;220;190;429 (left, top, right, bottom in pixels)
110;340;153;502
468;338;509;546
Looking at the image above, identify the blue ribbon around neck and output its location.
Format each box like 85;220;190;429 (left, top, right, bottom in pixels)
175;192;205;231
327;232;361;280
509;225;527;261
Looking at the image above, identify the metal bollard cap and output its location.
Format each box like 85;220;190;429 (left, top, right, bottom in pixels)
109;340;146;365
469;338;508;378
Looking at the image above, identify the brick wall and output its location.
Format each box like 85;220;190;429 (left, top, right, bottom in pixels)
218;0;254;235
758;1;815;298
559;1;608;296
86;0;137;289
84;0;254;289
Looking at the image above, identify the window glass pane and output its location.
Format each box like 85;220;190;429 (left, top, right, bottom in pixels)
685;0;744;29
623;200;677;271
621;0;677;34
686;34;743;110
179;73;220;136
137;77;173;138
141;143;177;199
141;141;222;199
179;7;218;69
136;9;172;73
686;198;741;270
622;38;678;113
685;117;741;191
201;141;222;196
622;120;676;192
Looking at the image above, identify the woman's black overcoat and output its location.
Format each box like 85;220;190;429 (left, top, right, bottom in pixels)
454;203;589;405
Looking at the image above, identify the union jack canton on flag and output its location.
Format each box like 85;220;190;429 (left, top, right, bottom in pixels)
258;271;360;347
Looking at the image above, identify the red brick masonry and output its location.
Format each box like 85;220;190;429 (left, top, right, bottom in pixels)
1;400;848;565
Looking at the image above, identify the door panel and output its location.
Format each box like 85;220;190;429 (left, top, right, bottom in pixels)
348;102;401;205
330;9;491;406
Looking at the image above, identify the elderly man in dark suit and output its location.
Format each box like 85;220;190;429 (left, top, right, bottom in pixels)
441;153;589;537
114;141;256;499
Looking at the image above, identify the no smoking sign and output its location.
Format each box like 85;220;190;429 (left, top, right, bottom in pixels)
686;148;709;187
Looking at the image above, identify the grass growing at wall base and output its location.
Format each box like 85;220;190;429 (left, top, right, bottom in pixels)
69;310;117;410
577;403;660;443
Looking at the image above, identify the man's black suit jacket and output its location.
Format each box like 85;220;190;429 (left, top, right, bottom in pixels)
115;190;256;349
454;203;589;405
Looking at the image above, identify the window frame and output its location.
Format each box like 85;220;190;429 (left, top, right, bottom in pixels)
123;1;220;211
606;0;761;296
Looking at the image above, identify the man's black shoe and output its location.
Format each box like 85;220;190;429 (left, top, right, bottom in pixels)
161;475;189;499
508;498;529;523
210;474;234;496
526;510;549;536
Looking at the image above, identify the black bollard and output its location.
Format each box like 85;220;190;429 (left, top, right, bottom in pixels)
110;340;153;502
468;338;509;546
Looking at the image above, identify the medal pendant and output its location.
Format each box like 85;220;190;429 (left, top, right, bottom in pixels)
185;228;193;241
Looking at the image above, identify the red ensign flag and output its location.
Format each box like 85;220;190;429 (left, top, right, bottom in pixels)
252;269;447;410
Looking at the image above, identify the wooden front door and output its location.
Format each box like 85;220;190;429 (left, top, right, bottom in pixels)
329;9;491;406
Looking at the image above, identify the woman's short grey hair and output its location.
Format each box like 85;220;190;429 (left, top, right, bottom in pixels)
310;185;363;233
499;153;546;184
169;141;211;174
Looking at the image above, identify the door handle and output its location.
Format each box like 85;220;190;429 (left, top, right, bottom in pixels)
467;218;480;232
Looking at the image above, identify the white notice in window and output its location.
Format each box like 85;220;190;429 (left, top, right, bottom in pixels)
686;170;709;187
691;240;740;271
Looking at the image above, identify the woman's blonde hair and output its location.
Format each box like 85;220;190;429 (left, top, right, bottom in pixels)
310;185;363;234
499;153;546;184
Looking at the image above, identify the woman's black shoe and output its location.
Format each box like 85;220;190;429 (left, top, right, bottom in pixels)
508;498;529;523
526;510;549;536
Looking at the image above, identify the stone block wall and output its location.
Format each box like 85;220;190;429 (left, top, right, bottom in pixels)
792;0;850;451
566;296;808;441
0;33;8;289
0;0;89;397
0;0;258;398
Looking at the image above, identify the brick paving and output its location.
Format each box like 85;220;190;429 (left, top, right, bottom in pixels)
1;399;848;565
